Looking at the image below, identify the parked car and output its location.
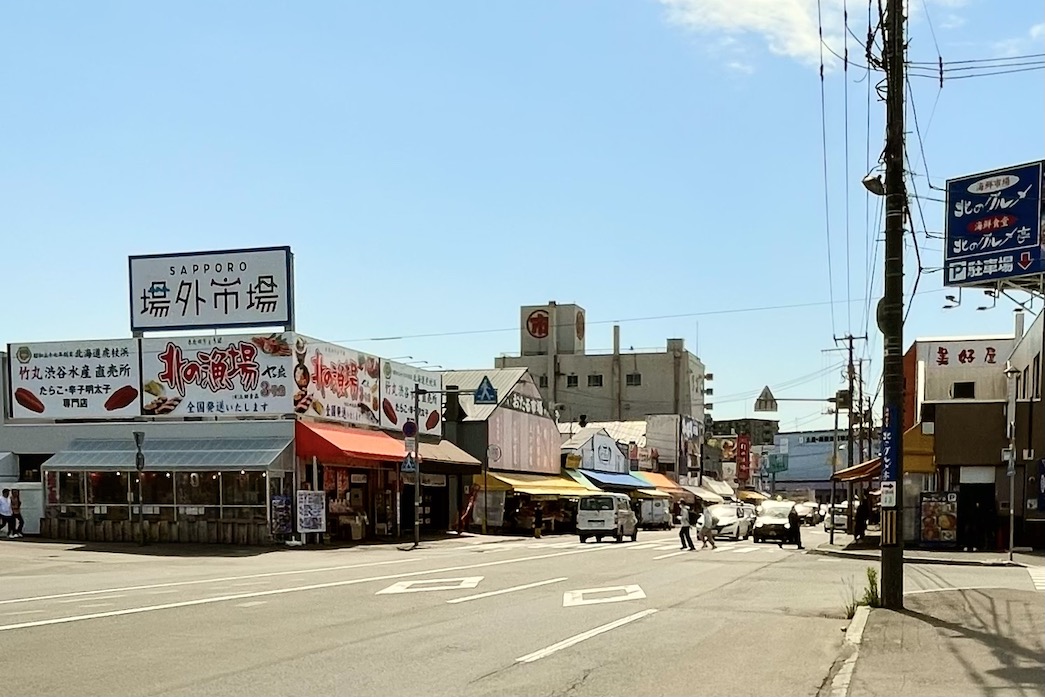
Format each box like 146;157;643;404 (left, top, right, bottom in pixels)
577;493;638;543
697;503;753;541
823;504;849;532
752;501;795;543
638;498;673;529
794;501;820;525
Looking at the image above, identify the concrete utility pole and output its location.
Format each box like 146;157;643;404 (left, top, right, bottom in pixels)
879;0;907;610
835;334;867;534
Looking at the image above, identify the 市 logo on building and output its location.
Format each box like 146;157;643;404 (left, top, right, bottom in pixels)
527;310;549;339
14;346;31;364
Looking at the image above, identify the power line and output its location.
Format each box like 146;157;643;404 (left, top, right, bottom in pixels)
844;0;853;332
908;52;1044;66
817;0;838;338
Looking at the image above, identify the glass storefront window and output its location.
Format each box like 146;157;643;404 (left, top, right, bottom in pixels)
222;471;267;506
58;472;85;504
137;472;175;505
88;472;129;505
226;506;267;521
175;472;221;506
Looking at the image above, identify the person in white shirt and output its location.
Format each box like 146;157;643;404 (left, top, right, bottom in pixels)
0;489;13;538
678;503;696;551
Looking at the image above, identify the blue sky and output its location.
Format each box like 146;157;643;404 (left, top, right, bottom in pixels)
2;0;1043;432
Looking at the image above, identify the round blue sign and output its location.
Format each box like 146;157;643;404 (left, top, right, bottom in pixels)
403;420;418;438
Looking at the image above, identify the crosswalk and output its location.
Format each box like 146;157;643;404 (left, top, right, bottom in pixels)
1028;566;1045;591
476;538;786;557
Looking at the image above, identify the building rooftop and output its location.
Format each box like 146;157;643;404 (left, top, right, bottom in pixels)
558;419;647;447
441;368;528;422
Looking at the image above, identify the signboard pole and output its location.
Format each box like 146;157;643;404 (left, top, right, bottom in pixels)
133;431;146;546
830;403;838;546
413;383;422;549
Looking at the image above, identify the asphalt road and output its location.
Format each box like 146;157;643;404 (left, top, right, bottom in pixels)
2;529;1039;697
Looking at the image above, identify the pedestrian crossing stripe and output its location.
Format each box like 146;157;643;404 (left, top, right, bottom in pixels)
1028;567;1045;591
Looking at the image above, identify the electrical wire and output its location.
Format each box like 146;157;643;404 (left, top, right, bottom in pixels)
844;0;853;332
817;0;838;338
908;52;1044;66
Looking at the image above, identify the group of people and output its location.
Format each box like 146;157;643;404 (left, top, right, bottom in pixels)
0;488;24;538
676;502;718;550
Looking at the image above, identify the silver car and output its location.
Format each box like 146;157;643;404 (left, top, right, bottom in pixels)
698;503;753;540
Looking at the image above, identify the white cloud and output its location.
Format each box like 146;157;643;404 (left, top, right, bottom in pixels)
1031;23;1044;41
658;0;847;68
940;14;966;30
726;60;756;74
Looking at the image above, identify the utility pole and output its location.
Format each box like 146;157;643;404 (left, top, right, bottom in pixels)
879;0;907;610
857;360;866;463
835;333;867;534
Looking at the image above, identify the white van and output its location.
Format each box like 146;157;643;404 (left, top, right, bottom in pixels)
577;493;638;543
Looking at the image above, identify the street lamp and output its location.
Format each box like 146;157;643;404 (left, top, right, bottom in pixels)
132;431;146;546
1004;364;1020;562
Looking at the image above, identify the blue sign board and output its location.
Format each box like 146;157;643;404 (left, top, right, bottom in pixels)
880;404;900;482
944;160;1044;286
401;456;417;474
402;420;417;438
474;376;498;405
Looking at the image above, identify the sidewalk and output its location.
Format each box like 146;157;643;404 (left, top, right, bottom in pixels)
846;589;1045;696
809;532;1043;567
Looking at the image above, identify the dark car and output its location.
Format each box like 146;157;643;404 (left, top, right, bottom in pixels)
793;501;820;525
752;502;795;543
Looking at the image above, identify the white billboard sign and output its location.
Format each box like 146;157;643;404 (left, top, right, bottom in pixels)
380;361;442;436
293;336;382;427
7;340;141;420
139;333;294;417
129;246;293;332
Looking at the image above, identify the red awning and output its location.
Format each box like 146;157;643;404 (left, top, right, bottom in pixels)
295;420;404;464
831;457;882;482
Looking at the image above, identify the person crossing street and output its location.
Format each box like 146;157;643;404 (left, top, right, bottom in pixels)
678;502;696;550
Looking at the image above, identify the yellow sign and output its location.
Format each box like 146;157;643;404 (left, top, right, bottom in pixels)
565;453;582;469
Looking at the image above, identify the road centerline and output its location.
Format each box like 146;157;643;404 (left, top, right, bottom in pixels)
515;609;659;663
447;577;568;604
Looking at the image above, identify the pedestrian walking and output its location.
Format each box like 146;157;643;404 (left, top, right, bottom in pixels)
678;502;696;550
10;489;24;538
779;504;804;549
855;495;869;541
533;504;543;539
699;507;717;549
0;489;13;538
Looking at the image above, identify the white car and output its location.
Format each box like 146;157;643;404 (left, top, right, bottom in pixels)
577;493;639;543
823;504;849;531
698;503;753;540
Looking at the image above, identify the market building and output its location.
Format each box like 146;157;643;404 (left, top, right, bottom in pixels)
0;246;479;545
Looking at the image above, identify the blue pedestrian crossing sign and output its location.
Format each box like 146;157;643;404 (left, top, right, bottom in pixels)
401;456;417;474
474;376;498;405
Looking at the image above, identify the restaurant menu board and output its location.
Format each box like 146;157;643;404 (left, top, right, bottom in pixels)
920;492;959;546
379;360;442;436
139;333;294;417
270;495;293;535
296;490;326;533
292;336;381;427
7;340;141;419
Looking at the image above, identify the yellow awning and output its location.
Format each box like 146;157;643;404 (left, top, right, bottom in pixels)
632;488;671;499
481;472;592;498
903;423;935;474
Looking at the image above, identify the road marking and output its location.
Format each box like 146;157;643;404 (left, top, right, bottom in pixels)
729;546;759;554
1028;567;1045;591
0;557;422;606
0;545;616;634
377;577;483;595
57;594;125;604
79;603;114;609
562;585;646;608
904;586;1010;596
0;610;44;617
229;581;270;588
515;609;658;663
653;551;689;560
235;601;267;608
142;589;181;595
447;577;567;604
656;545;683;551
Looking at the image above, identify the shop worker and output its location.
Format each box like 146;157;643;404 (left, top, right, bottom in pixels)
678;502;696;551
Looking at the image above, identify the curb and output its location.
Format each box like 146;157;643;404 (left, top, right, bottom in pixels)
845;605;870;646
807;547;1021;568
828;606;870;697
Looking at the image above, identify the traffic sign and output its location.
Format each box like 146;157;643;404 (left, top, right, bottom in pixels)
880;481;897;508
405;436;417;454
765;453;788;474
474;376;498;405
403;420;418;438
753;386;778;412
401;456;417;474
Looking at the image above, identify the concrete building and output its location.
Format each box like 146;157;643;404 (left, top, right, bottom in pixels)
766;428;881;502
494;301;708;426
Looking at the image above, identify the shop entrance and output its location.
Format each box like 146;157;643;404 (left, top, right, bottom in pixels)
958;482;997;551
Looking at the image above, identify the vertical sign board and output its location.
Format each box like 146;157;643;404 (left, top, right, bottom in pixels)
736;435;751;482
129;246;294;332
880;404;900;508
944;161;1044;287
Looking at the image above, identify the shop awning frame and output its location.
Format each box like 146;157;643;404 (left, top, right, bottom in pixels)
703;479;736;499
681;485;724;504
634;471;692;501
577;469;648;490
483;472;593;498
632;488;672;499
417;440;481;469
43;437;293;472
